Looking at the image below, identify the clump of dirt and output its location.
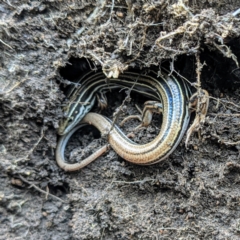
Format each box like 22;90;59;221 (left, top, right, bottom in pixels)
0;1;240;239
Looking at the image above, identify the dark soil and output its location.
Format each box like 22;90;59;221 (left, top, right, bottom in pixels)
1;1;240;239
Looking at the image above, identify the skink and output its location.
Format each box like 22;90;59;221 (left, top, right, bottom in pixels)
56;69;191;171
58;69;162;135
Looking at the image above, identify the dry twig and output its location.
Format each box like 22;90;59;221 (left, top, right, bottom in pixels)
18;175;65;203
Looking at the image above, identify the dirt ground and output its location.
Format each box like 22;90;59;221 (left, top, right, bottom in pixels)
1;1;240;239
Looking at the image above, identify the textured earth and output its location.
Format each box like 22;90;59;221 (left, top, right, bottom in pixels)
1;1;240;239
